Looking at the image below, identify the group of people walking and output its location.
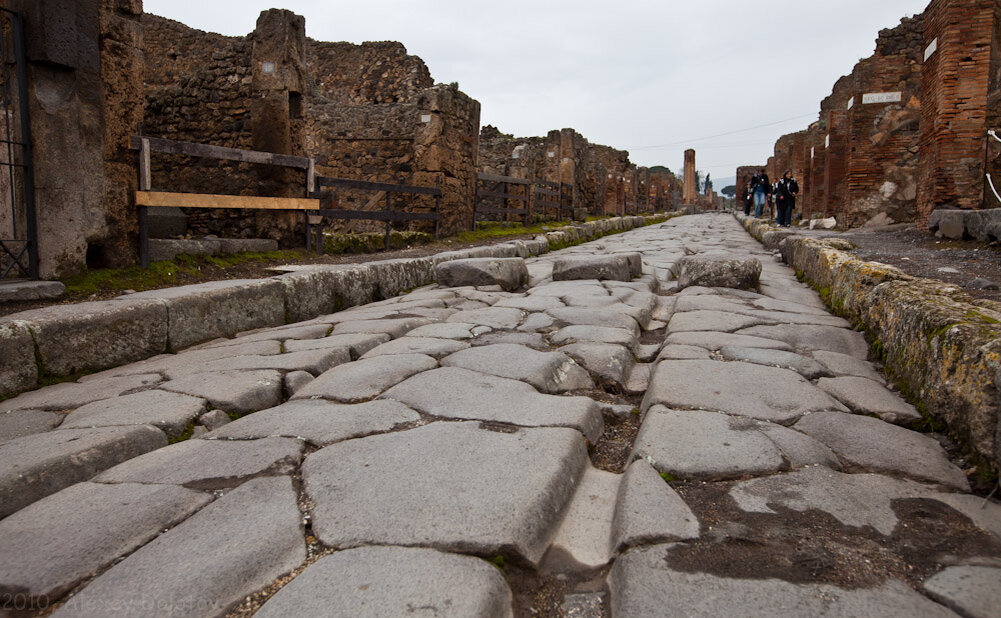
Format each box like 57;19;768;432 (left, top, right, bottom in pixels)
742;169;799;227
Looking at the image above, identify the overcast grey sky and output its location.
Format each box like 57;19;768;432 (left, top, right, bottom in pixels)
143;0;928;185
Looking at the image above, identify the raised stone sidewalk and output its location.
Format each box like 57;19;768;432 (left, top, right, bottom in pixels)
1;213;998;616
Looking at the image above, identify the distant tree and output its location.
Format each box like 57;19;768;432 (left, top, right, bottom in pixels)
694;170;703;193
650;165;674;176
721;185;737;197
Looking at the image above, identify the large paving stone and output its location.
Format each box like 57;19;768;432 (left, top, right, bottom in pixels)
0;482;212;602
1;374;163;412
737;324;870;359
124;279;286;350
407;322;493;340
642;360;846;424
816;376;919;423
158;370;283;413
923;565;1001;618
609;545;956;618
794;411;969;490
0;425;166;519
0;321;37;397
4;299;168;376
611;460;700;552
545;307;640;335
81;340;281;379
668;310;767;333
674;256;761;290
283;332;389;358
52;476;305;618
303;422;588;566
331;317;432;338
434;257;529;292
161;348;349;379
380;367;602;442
360;336;469;359
255;546;513;618
719;345;831;380
0;409;62;442
558;342;636;387
441;344;593;393
552;255;632;282
664;331;793;352
94;437;303;489
472;331;548;349
545;466;620;571
493;295;565;311
446;307;525;330
550;325;638;352
59;389;206;435
292;354;437;402
207;399;420;446
231;323;331;344
655;344;712;361
811;350;886;383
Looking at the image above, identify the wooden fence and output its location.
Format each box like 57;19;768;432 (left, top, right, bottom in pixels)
473;172;574;225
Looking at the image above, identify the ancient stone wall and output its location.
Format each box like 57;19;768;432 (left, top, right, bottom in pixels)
987;0;1001;207
307;40;432;105
918;0;993;225
682;150;696;203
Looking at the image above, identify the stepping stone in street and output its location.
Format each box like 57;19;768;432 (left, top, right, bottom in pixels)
668;310;768;333
332;317;431;338
1;373;163;412
303;422;588;567
811;349;886;383
816;376;918;423
51;476;305;618
728;465;983;536
434;256;529;292
552;255;633;282
632;407;834;481
642;360;846;424
284;332;389;358
923;565;1001;618
60;389;207;435
406;322;492;340
446;306;525;330
609;545;956;618
441;343;593;393
0;482;211;603
94;436;304;489
611;460;700;552
293;354;438;403
793;411;968;490
381;367;602;442
158;370;282;414
255;546;512;618
737;324;870;359
674;256;761;290
361;336;468;359
0;425;166;519
0;409;63;443
719;345;831;380
207;399;420;446
664;331;793;352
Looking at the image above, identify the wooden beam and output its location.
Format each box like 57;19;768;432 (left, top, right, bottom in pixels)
129;135;312;170
477;172;531;185
135;191;319;210
314;176;440;196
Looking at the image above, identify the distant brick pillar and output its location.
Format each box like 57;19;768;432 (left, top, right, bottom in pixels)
917;0;994;228
682;149;695;203
250;9;307;244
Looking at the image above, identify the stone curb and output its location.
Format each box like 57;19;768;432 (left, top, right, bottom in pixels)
0;215;672;399
734;212;1001;471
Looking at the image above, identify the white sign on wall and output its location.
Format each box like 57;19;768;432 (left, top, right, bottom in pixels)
924;37;938;61
846;96;855;111
825;134;830;148
420;114;432;123
261;61;276;74
811;147;815;159
862;91;903;104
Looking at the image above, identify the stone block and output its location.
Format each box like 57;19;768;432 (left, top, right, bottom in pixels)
0;280;65;302
217;238;279;253
0;425;166;519
4;300;168;376
148;238;221;262
928;209;968;239
965;208;1001;242
552;255;632;282
434;257;529;291
674;256;761;290
367;257;435;297
122;279;285;350
0;321;38;397
278;269;341;324
146;206;187;238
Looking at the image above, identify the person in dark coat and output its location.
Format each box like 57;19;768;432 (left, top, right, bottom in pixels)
750;170;770;218
775;170;799;227
742;182;753;215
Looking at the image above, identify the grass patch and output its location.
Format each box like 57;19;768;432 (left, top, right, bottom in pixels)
455;220;571;244
659;471;676;483
168;421;196;444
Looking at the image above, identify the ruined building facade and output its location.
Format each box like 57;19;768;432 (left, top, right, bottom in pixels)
744;1;1001;229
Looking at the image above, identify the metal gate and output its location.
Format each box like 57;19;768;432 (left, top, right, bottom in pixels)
0;8;36;279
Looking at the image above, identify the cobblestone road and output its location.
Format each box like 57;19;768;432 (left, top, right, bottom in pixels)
1;214;998;617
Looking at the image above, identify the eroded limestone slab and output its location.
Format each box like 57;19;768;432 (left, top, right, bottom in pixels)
446;307;525;330
611;460;700;552
434;257;529;292
552;255;632;282
60;389;206;435
293;354;438;402
668;310;767;333
719;345;831;380
923;565;1001;618
441;344;593;393
162;348;349;380
0;321;38;397
737;324;869;359
1;374;163;412
0;409;63;442
157;371;281;414
559;342;636;387
816;376;919;423
283;332;389;358
360;336;469;359
332;317;431;338
811;350;886;383
664;331;793;352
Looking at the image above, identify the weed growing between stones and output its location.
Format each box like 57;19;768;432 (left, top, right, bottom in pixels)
167;421;196;444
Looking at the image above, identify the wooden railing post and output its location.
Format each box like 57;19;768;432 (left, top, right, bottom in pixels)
138;137;151;268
